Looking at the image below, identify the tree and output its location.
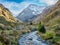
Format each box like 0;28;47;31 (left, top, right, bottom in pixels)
38;22;46;33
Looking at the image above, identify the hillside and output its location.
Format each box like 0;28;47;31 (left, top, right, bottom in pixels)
38;0;60;45
0;4;23;30
32;5;54;24
43;0;60;23
0;4;17;22
42;0;60;29
0;3;32;45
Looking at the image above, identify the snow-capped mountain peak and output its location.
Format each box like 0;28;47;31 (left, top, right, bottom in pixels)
17;4;45;23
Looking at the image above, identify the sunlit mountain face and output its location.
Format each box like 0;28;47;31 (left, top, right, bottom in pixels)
17;4;45;23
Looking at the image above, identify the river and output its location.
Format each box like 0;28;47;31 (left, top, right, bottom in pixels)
18;31;51;45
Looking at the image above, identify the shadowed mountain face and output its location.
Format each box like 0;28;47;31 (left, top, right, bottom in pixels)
17;4;45;23
32;0;60;24
32;5;54;24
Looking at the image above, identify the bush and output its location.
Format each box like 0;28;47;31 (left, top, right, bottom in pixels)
38;22;46;33
41;31;56;40
0;26;4;30
0;42;3;45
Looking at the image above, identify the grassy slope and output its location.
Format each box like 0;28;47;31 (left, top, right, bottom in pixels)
38;1;60;45
0;16;31;45
0;4;31;45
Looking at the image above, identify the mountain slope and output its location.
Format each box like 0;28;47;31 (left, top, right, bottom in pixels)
42;0;60;23
0;4;17;22
0;4;21;30
42;0;60;34
17;4;44;23
0;4;31;45
38;0;60;45
32;5;54;24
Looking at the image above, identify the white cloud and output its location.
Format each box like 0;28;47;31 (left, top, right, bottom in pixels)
0;0;58;17
0;1;30;16
40;0;58;5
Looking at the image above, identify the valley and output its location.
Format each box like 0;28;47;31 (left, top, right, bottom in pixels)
0;0;60;45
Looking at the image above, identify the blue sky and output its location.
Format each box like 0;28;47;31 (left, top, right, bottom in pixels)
0;0;58;16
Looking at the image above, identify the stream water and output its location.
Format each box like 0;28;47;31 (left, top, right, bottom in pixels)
19;31;51;45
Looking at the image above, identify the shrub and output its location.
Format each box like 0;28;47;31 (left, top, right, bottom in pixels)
41;31;56;40
0;26;4;30
38;22;46;33
0;42;3;45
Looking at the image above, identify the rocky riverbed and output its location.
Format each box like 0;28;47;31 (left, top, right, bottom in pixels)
19;31;51;45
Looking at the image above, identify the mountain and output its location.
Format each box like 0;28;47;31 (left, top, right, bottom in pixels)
32;5;54;24
0;4;21;30
42;0;60;23
42;0;60;32
0;4;17;22
38;0;60;45
0;4;31;45
17;4;44;23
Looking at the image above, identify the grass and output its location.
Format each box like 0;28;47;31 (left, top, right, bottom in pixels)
38;30;56;40
0;42;3;45
0;16;32;45
38;7;60;45
0;30;31;45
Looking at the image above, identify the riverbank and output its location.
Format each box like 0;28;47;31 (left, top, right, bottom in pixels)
0;30;31;45
38;31;60;45
18;31;51;45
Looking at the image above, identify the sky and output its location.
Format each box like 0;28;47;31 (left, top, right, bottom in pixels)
0;0;58;16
